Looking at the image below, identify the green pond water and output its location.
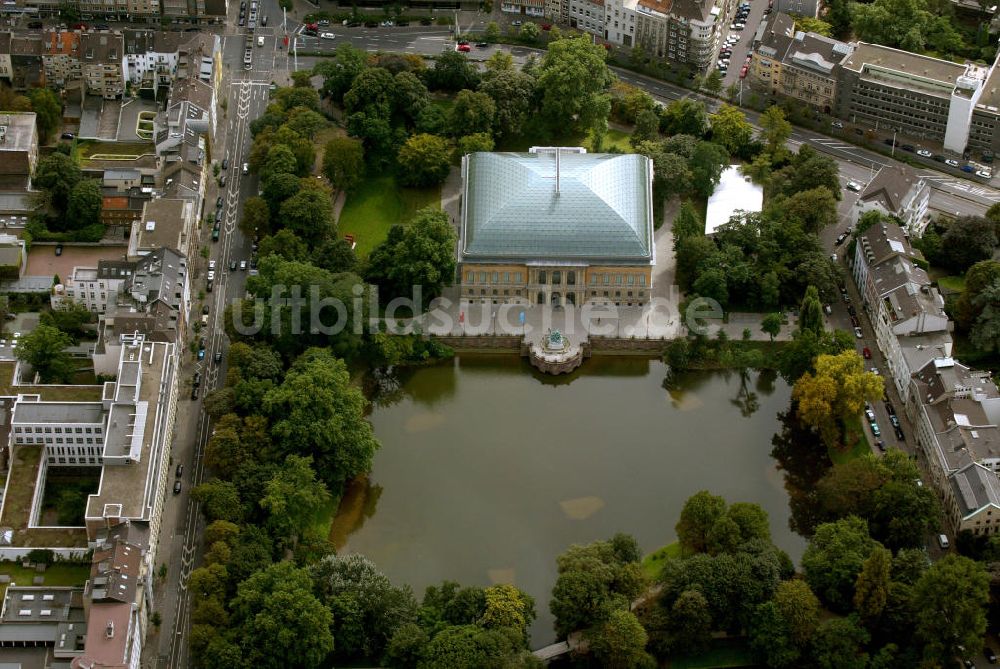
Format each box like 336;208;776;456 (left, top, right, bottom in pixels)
333;355;805;645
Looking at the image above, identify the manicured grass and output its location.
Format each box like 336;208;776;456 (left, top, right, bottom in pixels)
935;274;966;295
338;176;441;258
832;415;872;464
0;561;91;600
1;446;42;530
0;362;105;402
641;541;681;580
669;639;755;668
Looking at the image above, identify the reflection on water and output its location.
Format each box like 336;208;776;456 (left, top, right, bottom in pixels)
338;355;802;645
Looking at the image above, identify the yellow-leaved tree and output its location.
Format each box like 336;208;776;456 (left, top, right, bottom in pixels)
792;350;884;446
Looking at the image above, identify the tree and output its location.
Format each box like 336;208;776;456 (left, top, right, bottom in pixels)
393;71;430;126
258;229;308;262
322;137;365;193
536;36;613;135
448;90;496;138
418;625;519;668
811;615;870;669
40;300;92;342
703;69;723;95
710;104;752;156
797;285;824;335
260;455;331;544
630;109;660;148
773;579;819;646
954;260;1000;331
939;215;998;273
550;537;644;637
770;186;839;234
64;180;103;232
33;152;82;222
457;133;494;155
913;554;990;663
278;183;336;245
480;584;535;641
427;50;481;92
367;207;457;303
675;490;727;554
314;43;369;103
15;324;73;383
262;143;298;182
191;479;244;523
749;601;800;668
666;589;712;654
519;21;540;42
311;553;418;661
772;145;841;199
672;201;703;242
762;312;783;342
853;546;891;621
239;196;270;239
479;68;534;138
801;516;879;612
263;348;379;493
284;107;327;139
28;88;62;143
660;98;708;137
230;562;334;668
792;351;883;446
689;140;729;199
484;21;501;42
587;609;652;669
261;172;301;215
970;279;1000;352
397;134;452;188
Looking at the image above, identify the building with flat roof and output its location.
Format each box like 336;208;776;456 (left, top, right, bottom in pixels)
0;113;38;191
458;148;655;308
968;52;1000;157
0;234;27;281
834;42;990;153
704;166;763;234
0;586;87;662
851;164;930;235
79;31;126;99
129;198;195;259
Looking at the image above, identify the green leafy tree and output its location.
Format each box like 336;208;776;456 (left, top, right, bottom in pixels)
393;71;430;126
239;196;270;238
366;207;456;303
811;615;870;669
749;601;800;668
710;104;752;156
260;455;331;544
191;479;244;523
457;133;495;155
484;21;501;42
519;21;540;42
913;554;990;663
954;260;1000;330
797;285;824;335
773;579;819;646
311;553;418;661
630;109;660;147
703;69;723;95
40;300;92;342
672;200;703;242
666;589;712;654
322;137;365;193
28;88;62;143
65;180;103;231
397;134;452;187
479;68;534;138
792;351;884;446
689;140;729;198
853;546;891;621
536;36;613;135
801;516;879;612
314;43;369;103
278;182;336;245
939;215;998;273
762;312;783;342
263;348;379;493
448;90;496;138
417;625;519;668
261;172;301;215
675;490;727;554
14;324;74;383
262;143;298;182
772;145;841;199
587;609;652;669
284;107;327;139
427;50;481;92
230;562;334;668
480;584;536;642
33;152;82;223
258;229;308;262
660;98;708;137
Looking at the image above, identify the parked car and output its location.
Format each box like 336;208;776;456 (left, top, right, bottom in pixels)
219;175;227;187
221;158;228;170
850;316;860;328
60;132;75;140
207;270;215;281
962;164;975;173
173;480;182;494
984;647;996;664
197;347;205;360
885;400;895;415
320;31;335;39
208;260;216;271
176;464;184;477
977;169;992;178
230;260;237;271
476;42;489;47
870;421;881;436
512;19;522;26
216;196;223;209
214;351;222;364
239;260;247;271
863;347;871;359
916;148;932;157
54;244;63;256
945;158;960;167
739;66;748;79
212;227;220;242
875;439;885;451
835;232;849;245
317;18;330;25
901;144;915;152
870;366;880;375
865;408;876;422
27;20;43;28
831;120;843;128
854;326;863;338
846;180;862;192
890;415;900;428
457;43;471;52
193;372;201;388
895;426;905;441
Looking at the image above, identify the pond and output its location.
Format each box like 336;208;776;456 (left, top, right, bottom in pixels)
333;355;805;646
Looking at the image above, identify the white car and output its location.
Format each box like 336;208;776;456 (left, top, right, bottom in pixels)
242;162;249;174
945;158;960;167
319;32;335;40
831;120;843;129
846;181;862;192
977;169;992;178
208;260;216;270
916;149;932;157
854;326;863;338
207;270;215;281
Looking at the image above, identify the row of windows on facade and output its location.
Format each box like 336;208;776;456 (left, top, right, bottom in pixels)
465;270;647;286
49;456;102;465
854;85;948;109
850;107;942;135
14;425;103;434
17;436;102;445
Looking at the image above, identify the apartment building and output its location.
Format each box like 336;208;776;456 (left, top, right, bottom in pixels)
0;112;38;191
0;33;11;82
834;42;990;154
0;586;87;661
79;31;126;99
161;0;227;24
9;32;44;89
569;0;606;36
503;0;547;16
968;56;1000;157
42;30;82;87
749;12;853;112
603;0;637;46
947;462;1000;536
851;164;930;235
852;220;951;401
129;198;196;259
773;0;817;17
123;29;181;93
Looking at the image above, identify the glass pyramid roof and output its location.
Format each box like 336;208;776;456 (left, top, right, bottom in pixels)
462;151;653;261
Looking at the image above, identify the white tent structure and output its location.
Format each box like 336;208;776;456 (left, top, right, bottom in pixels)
704;166;764;235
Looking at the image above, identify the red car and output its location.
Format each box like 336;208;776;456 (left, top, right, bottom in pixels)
739;65;748;78
541;23;552;30
863;347;872;359
457;43;471;52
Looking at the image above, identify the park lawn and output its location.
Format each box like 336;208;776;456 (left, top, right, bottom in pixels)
831;415;872;464
338;176;441;258
75;140;153;161
641;541;681;580
668;640;755;668
935;274;966;295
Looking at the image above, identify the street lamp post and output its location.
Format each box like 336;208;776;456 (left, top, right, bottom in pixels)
890;128;898;157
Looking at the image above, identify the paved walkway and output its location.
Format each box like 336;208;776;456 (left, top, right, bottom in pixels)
704;311;797;342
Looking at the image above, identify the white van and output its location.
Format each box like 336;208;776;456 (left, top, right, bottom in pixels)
938;534;950;549
257;35;264;47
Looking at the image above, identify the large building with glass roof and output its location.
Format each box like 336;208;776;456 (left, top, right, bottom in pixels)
458;147;656;307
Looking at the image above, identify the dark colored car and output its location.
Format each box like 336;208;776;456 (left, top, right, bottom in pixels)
190;387;198;400
216;196;223;208
203;304;210;315
890;415;900;428
193;372;201;387
901;144;915;152
176;464;184;477
54;244;63;256
214;351;223;364
95;23;109;30
932;154;946;162
847;304;856;316
962;164;975;173
894;427;905;441
364;21;378;27
221;158;228;170
212;227;220;242
476;42;489;47
885;401;896;415
884;137;898;147
397;20;409;26
875;439;885;451
173;480;183;494
61;132;75;140
230;260;237;271
985;647;997;664
854;128;864;135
